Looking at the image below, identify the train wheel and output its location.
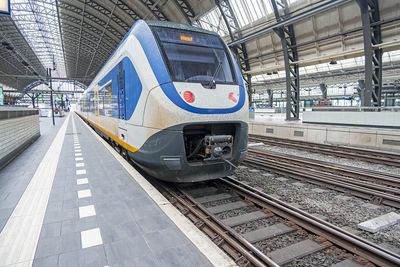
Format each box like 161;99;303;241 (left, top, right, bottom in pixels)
121;149;129;161
113;143;121;154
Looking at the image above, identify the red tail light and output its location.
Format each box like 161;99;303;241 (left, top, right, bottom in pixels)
183;91;195;103
229;92;237;103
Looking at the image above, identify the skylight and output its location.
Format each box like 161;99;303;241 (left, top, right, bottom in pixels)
199;0;280;36
11;0;66;77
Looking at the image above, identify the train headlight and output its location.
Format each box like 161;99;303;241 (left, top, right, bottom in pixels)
183;91;195;103
229;92;237;103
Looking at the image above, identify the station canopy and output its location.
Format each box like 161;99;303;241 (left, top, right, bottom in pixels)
0;0;399;94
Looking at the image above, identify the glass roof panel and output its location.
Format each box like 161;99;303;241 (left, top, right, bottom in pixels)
199;0;273;37
11;0;66;78
198;7;228;37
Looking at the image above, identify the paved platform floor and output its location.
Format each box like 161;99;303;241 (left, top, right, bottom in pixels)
0;113;222;267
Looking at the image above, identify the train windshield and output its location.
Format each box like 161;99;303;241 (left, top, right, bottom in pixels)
153;27;237;85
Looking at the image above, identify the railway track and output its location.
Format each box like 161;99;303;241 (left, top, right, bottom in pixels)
156;177;400;266
248;134;400;168
85;115;400;266
244;150;400;208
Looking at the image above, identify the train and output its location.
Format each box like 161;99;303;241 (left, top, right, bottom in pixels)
76;20;248;183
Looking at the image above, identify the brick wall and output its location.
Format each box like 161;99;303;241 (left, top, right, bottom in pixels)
0;115;40;168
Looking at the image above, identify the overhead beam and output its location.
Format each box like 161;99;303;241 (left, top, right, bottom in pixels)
228;0;351;47
245;40;400;76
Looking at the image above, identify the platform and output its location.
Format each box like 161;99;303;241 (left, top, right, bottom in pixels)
0;113;234;267
250;113;400;152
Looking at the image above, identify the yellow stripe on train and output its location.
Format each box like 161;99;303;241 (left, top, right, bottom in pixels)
85;116;139;153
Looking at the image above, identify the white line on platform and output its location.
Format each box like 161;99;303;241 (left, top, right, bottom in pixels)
0;114;71;266
76;162;85;168
77;189;92;199
77;114;236;267
75;157;83;161
81;228;102;249
79;205;96;218
77;178;88;185
76;169;86;175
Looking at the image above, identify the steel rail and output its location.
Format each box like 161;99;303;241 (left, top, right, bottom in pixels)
249;134;400;160
248;148;400;189
157;182;278;267
244;155;400;208
249;135;400;167
177;188;279;267
221;177;400;267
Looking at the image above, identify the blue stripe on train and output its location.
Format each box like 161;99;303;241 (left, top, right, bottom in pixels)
98;57;142;120
132;20;246;115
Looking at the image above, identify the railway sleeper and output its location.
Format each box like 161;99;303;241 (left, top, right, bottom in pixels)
266;239;332;266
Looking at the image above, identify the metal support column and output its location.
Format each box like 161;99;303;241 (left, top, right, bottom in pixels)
215;0;252;107
47;68;55;126
356;0;382;107
358;79;365;105
319;84;327;99
271;0;300;120
267;89;273;108
31;95;35;108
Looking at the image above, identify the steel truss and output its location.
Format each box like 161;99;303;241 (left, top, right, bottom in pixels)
172;0;195;25
271;0;300;121
140;0;168;21
356;0;382;107
215;0;252;107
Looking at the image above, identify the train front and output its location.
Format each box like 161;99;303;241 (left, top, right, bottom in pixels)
133;21;248;182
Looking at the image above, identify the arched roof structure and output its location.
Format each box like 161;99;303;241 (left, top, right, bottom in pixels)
0;0;399;118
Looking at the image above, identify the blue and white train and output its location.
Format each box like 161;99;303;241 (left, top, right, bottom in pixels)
77;20;248;182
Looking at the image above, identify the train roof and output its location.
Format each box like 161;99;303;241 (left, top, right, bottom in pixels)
145;20;219;37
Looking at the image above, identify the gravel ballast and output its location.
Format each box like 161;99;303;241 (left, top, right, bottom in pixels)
232;166;400;251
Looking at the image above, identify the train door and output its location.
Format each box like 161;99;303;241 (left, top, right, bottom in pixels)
118;62;126;120
118;61;128;143
94;85;99;126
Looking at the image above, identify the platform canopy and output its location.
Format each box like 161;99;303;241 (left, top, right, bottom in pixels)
0;0;399;109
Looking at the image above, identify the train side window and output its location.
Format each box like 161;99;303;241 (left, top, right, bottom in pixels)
104;83;113;116
98;89;105;116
